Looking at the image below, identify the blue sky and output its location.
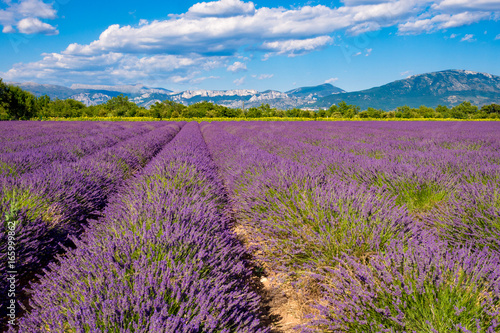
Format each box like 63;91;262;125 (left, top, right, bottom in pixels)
0;0;499;92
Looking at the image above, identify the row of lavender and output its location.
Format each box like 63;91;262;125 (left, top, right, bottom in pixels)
1;121;183;325
202;121;500;332
14;122;267;332
0;122;159;176
3;120;499;331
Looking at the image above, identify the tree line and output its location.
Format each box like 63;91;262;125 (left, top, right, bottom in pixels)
1;79;499;120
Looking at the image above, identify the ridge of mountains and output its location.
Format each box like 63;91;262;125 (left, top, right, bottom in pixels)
8;81;344;110
316;70;500;110
7;70;500;110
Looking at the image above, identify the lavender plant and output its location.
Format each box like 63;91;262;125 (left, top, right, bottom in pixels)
429;181;500;253
16;122;267;332
307;239;500;333
0;122;183;322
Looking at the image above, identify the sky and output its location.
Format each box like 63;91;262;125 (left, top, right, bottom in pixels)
0;0;499;93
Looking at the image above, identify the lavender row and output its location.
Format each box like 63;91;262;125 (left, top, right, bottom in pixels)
0;122;162;177
0;122;183;323
0;121;103;142
15;122;266;332
0;122;147;154
307;238;500;332
202;121;500;331
220;122;500;223
221;122;500;251
220;122;500;188
202;122;417;271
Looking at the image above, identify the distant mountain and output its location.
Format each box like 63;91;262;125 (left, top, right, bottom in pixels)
7;82;344;109
8;70;500;110
286;83;345;99
11;82;78;100
316;70;500;110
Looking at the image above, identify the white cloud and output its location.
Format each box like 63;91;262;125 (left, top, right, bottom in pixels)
398;11;490;34
227;61;247;72
341;0;392;5
1;0;58;35
433;0;500;11
2;24;14;33
187;0;255;17
255;74;273;79
0;52;223;86
233;76;246;85
17;0;56;19
400;70;412;76
495;34;500;40
450;33;458;38
461;33;475;41
3;0;500;86
260;36;333;57
325;77;339;84
17;17;57;35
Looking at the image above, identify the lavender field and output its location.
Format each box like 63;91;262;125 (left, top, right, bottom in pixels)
1;121;500;332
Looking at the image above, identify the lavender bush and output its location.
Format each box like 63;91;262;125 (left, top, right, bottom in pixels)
2;120;500;332
0;122;182;323
15;122;266;332
306;239;500;332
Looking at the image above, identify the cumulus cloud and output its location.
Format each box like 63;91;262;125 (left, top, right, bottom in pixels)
17;17;57;35
260;36;333;57
0;0;58;35
1;52;224;86
2;25;14;33
433;0;500;11
398;11;490;34
227;61;247;72
17;0;56;19
187;0;255;17
495;33;500;40
3;0;500;85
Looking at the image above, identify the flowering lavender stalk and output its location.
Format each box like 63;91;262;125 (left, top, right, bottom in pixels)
0;122;183;323
202;123;417;272
16;122;267;332
203;121;500;330
0;122;161;177
306;239;500;332
429;181;500;253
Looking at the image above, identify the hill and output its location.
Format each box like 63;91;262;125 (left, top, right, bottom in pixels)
316;70;500;110
8;82;343;109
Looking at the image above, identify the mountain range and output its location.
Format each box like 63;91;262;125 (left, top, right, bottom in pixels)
315;70;500;110
7;70;500;110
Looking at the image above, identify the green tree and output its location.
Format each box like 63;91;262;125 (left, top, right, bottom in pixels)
40;99;86;118
480;104;500;116
150;100;186;118
0;82;40;120
450;101;478;119
416;105;436;118
395;105;421;118
435;105;450;118
337;101;360;118
105;94;139;117
359;107;383;118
